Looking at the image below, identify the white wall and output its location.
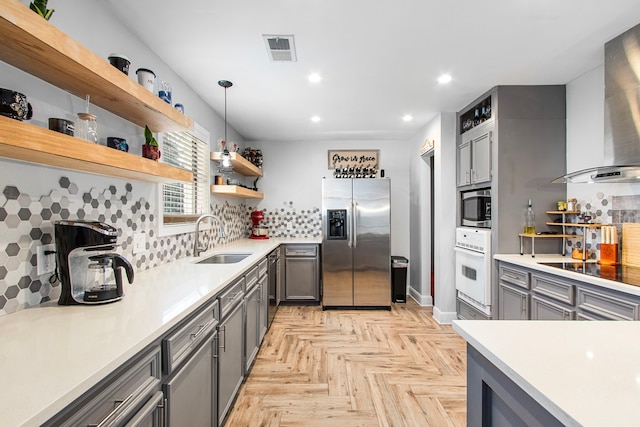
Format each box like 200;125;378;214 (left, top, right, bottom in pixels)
251;139;411;259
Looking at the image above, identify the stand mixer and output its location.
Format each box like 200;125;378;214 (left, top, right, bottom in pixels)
54;220;134;305
250;210;269;239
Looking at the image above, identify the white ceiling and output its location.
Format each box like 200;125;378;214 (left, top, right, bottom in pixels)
107;0;640;143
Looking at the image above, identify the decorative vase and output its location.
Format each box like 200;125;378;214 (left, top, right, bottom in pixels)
142;145;161;161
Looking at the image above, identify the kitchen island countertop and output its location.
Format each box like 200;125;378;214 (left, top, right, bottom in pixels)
0;237;320;427
453;319;640;426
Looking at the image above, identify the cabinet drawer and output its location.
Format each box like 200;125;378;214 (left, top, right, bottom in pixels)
456;298;490;320
577;287;640;320
499;263;529;289
58;347;161;427
285;245;317;257
163;299;219;374
531;295;575;320
531;273;575;305
258;258;268;278
245;265;259;290
220;277;245;318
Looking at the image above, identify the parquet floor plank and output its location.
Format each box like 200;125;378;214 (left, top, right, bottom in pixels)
224;300;466;426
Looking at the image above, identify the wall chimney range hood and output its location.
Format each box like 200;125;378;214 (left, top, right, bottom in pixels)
553;22;640;184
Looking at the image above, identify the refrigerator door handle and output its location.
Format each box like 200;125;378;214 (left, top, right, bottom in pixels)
353;201;358;248
347;201;353;248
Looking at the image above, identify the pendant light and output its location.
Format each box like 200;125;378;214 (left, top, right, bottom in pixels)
218;79;233;172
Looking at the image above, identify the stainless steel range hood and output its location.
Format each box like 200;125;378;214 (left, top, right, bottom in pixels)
554;22;640;184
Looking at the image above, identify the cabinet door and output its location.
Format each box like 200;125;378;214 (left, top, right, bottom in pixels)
258;275;268;342
471;130;491;184
164;333;216;427
531;296;575;320
124;391;165;427
285;257;319;300
457;142;471;186
245;284;260;373
499;283;529;320
218;302;244;425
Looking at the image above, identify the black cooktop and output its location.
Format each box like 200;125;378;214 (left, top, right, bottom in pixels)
540;262;640;287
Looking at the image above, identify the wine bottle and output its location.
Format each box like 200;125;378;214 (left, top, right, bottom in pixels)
524;199;536;234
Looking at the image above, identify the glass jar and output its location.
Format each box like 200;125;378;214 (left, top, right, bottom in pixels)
76;113;98;143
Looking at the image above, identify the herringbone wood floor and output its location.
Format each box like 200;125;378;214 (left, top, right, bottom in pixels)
225;300;467;426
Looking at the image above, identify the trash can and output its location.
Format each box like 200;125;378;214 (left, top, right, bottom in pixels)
391;256;408;303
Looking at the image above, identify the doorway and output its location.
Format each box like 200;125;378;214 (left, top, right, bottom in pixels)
430;155;435;303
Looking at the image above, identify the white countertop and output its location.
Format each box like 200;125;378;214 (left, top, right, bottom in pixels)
453;319;640;426
0;238;319;427
494;253;640;297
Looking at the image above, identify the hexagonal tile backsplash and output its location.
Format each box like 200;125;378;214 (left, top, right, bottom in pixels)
0;177;321;317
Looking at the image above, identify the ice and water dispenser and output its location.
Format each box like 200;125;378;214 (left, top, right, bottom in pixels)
327;209;347;240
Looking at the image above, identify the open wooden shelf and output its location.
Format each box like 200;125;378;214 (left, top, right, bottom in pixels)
546;222;603;228
0;0;192;133
0;115;193;183
211;185;264;199
210;152;263;177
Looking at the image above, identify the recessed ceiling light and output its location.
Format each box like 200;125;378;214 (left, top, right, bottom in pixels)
437;74;452;84
311;115;321;122
402;115;413;122
308;73;322;83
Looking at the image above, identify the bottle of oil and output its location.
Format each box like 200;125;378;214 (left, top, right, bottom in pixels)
524;199;536;234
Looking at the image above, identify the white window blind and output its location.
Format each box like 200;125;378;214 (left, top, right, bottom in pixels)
162;130;208;217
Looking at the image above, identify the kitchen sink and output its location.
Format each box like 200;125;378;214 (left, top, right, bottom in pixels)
196;253;252;264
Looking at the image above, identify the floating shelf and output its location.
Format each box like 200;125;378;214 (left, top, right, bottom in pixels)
0;115;193;183
546;222;604;228
0;0;192;133
210;152;263;177
211;185;264;199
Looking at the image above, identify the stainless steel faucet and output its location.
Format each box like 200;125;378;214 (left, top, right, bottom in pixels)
194;214;225;257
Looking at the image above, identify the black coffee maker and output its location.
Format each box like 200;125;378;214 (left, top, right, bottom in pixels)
55;220;134;305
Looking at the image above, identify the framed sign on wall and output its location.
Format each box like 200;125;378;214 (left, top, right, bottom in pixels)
328;149;380;178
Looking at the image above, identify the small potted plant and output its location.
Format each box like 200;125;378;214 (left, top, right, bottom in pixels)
30;0;54;20
142;125;161;161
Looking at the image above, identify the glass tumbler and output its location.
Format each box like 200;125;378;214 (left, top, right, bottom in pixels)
76;113;98;144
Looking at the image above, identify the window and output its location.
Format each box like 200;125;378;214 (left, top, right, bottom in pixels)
160;123;209;228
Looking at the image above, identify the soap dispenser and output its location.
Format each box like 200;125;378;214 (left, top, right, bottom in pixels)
524;199;536;234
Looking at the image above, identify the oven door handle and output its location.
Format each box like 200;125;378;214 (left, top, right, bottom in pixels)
454;246;486;257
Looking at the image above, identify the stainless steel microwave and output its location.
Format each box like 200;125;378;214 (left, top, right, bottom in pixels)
461;189;491;228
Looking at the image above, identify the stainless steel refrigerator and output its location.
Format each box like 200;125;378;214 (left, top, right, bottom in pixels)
322;178;391;308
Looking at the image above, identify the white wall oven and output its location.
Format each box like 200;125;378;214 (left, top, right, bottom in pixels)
454;227;491;316
461;189;491;228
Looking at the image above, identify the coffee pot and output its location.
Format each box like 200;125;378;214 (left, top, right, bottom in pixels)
54;220;134;305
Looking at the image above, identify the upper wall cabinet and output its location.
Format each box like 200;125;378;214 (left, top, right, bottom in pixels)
0;0;193;183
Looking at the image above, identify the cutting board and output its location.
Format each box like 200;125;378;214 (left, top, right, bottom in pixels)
622;223;640;267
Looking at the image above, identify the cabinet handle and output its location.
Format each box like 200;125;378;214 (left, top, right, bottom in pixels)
88;393;135;427
503;273;519;281
190;319;213;343
521;294;527;313
220;325;226;351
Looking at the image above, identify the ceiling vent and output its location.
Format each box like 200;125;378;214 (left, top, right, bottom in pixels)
263;35;297;62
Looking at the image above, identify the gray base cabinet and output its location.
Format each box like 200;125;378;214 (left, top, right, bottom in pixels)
456;297;491;320
284;245;319;301
467;345;563;427
258;273;268;342
244;283;260;373
163;333;217;426
498;260;640;321
218;301;244;425
498;283;530;320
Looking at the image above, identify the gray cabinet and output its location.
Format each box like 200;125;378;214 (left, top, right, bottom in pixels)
163;333;217;426
244;280;260;373
456;297;491;320
498;283;530;320
284;244;320;301
258;272;268;343
457;123;492;187
46;347;163;427
577;285;640;320
531;296;575;320
218;296;244;425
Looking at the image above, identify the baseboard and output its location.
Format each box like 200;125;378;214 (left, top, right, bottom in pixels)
433;306;457;325
408;287;433;306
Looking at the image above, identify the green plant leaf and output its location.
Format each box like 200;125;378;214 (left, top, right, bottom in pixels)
43;8;54;20
144;125;159;146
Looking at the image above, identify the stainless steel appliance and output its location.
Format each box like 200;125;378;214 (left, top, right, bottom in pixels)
461;188;491;228
322;178;391;308
55;220;134;305
454;227;491;316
